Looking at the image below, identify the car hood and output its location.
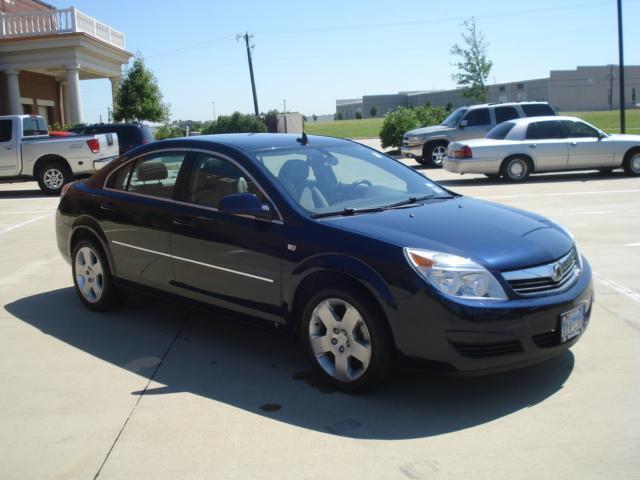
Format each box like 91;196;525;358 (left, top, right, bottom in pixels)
405;125;453;137
321;197;573;271
607;133;640;142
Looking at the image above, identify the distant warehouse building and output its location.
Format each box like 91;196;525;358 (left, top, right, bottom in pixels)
337;65;640;119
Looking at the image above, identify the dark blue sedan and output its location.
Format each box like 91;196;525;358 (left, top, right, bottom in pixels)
56;134;593;391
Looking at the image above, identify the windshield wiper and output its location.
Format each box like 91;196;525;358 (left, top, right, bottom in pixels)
382;195;439;209
311;206;386;219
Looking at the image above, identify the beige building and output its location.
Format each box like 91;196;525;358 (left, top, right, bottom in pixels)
0;0;132;126
337;65;640;119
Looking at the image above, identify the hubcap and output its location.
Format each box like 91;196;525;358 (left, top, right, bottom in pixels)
508;159;527;179
432;145;447;165
75;246;104;303
43;168;64;190
308;298;372;383
631;153;640;173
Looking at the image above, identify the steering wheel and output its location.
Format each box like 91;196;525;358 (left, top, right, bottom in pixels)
351;179;373;188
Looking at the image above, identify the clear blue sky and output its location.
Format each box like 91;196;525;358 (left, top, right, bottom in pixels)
52;0;640;123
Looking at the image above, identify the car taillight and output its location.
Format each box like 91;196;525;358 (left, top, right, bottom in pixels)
453;145;473;158
87;138;100;153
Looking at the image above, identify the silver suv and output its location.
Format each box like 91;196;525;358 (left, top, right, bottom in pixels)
401;102;556;167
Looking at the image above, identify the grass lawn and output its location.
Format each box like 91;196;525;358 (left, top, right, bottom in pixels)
305;109;640;139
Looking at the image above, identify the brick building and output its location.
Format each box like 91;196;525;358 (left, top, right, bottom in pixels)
0;0;132;125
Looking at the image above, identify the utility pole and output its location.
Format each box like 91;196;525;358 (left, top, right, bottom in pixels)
617;0;625;133
212;101;216;121
282;99;287;113
237;32;259;116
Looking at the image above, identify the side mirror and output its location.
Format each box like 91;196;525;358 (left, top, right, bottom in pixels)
459;120;468;129
219;193;274;219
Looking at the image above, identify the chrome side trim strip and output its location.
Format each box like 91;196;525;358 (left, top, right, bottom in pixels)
111;240;274;283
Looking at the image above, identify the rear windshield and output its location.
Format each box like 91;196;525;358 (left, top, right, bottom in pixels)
486;121;515;140
22;117;48;136
521;104;555;117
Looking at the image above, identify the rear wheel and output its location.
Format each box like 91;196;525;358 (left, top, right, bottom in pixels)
36;160;72;195
598;168;614;174
501;156;531;182
72;239;121;311
484;173;501;180
301;285;393;391
422;142;448;168
623;149;640;176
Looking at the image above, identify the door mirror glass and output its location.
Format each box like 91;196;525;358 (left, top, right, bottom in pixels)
219;193;273;218
459;120;468;129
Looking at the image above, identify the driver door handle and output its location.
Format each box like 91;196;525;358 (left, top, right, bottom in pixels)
529;144;537;148
3;145;15;150
172;216;195;227
100;202;116;212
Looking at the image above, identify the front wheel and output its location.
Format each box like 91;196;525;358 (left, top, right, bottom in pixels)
36;160;72;195
623;150;640;176
422;142;448;168
301;285;393;392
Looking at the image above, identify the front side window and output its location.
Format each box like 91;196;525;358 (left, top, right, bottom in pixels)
464;108;491;126
441;108;467;126
186;153;264;209
526;121;567;140
562;120;600;138
486;122;515;140
109;152;187;199
494;106;519;124
254;144;450;214
0;120;12;142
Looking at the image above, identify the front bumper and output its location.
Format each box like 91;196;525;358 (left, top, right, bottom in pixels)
389;258;594;374
401;144;423;158
443;157;501;175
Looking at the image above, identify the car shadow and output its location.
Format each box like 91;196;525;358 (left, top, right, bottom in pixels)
5;287;575;440
0;188;49;199
434;170;629;187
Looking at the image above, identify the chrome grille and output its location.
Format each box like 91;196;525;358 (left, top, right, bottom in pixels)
503;249;580;297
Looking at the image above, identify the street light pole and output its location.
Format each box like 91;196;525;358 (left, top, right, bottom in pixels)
617;0;626;133
212;101;216;121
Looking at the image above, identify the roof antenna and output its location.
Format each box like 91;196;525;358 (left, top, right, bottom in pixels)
296;131;308;146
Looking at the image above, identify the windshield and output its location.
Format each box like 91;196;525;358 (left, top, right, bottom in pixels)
254;143;452;215
441;108;467;127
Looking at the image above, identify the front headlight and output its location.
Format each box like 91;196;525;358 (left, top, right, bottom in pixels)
405;136;422;145
404;248;508;301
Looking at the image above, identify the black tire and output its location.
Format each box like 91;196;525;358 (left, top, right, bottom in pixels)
300;284;394;392
36;160;73;195
484;173;501;180
622;149;640;176
422;141;448;168
598;168;614;175
501;156;532;182
71;239;122;311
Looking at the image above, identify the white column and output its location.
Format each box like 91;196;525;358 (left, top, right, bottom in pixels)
5;70;22;115
109;76;121;111
65;65;83;124
61;81;70;125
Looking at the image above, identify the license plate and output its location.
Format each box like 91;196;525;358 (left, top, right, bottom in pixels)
560;305;585;343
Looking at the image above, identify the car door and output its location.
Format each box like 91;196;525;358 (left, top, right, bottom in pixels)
523;121;569;171
0;119;19;176
170;150;284;323
458;108;493;140
99;150;189;290
562;120;615;168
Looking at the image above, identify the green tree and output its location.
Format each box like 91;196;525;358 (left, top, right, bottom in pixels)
334;112;344;120
369;105;378;118
450;18;493;102
355;111;363;119
202;111;266;134
114;55;169;122
312;114;318;122
154;124;185;140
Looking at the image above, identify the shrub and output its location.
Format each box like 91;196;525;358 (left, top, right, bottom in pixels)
202;111;266;134
379;107;418;149
355;111;363;119
369;105;378;118
414;105;447;128
334;112;344;120
155;124;185;140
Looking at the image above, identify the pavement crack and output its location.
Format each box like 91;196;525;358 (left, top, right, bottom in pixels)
92;315;189;480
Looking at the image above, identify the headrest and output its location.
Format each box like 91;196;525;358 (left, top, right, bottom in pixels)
278;159;309;182
137;161;168;182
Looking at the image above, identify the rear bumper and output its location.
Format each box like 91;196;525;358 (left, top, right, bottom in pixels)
93;156;117;171
388;259;594;374
444;157;501;174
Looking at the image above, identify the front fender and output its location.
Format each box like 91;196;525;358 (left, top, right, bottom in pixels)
289;253;398;309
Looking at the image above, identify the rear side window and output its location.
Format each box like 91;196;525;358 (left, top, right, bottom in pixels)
22;117;48;136
0;120;12;142
464;108;491;126
486;122;515;140
521;104;555;117
494;106;519;124
526;121;566;140
109;152;187;199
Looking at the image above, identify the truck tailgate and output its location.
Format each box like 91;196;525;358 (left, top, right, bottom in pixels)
95;133;120;160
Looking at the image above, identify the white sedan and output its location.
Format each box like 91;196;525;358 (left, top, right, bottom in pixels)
444;116;640;181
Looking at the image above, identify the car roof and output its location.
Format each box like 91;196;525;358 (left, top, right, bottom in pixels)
466;101;551;110
149;133;349;152
508;115;583;125
73;123;146;129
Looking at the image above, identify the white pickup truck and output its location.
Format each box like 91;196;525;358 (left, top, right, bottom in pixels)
0;115;119;194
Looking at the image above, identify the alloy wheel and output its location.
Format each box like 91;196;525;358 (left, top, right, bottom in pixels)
43;168;65;190
75;246;104;303
308;298;372;383
432;145;447;165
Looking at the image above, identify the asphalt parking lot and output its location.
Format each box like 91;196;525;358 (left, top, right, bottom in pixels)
1;165;638;480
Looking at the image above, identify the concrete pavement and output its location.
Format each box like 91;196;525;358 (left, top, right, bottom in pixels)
0;164;638;479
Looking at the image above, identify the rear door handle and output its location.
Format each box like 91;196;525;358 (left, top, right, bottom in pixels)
3;145;15;150
100;202;116;212
570;142;578;146
172;216;195;227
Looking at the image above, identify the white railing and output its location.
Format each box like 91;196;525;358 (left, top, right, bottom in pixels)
0;7;125;49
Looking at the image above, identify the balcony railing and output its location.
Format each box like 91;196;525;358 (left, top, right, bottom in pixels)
0;7;125;50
